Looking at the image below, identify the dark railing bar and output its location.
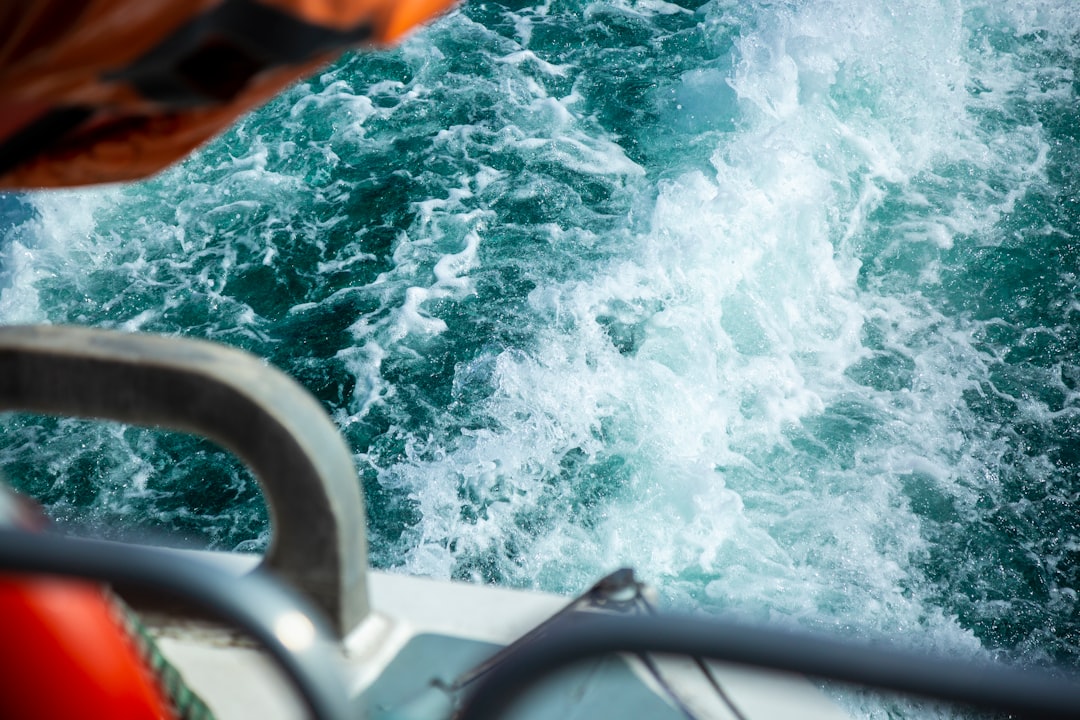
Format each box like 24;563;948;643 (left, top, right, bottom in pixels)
458;612;1080;720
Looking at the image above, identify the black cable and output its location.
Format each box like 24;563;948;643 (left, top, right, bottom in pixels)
0;528;349;720
458;612;1080;720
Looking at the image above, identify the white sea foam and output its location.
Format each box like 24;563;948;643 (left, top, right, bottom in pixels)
1;4;1077;715
376;4;1067;683
0;241;47;323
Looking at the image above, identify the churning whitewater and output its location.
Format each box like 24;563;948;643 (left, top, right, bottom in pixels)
1;1;1079;716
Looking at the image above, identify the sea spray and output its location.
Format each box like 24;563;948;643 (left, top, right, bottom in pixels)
1;4;1079;717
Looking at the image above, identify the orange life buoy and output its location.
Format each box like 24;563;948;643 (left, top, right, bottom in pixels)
0;575;176;719
0;0;457;188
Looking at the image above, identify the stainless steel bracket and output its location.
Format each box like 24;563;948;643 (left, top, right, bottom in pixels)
0;324;368;637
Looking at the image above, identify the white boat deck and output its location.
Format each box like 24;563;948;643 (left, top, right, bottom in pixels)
146;561;850;720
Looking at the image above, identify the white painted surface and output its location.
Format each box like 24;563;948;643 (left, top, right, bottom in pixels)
146;562;851;720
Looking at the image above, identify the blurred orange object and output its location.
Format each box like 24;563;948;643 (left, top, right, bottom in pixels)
0;0;457;188
0;576;175;719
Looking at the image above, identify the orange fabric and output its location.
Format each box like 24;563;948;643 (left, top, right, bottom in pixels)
0;0;457;188
0;100;50;142
1;56;332;188
257;0;458;39
0;576;175;719
382;0;460;42
258;0;391;29
0;1;222;108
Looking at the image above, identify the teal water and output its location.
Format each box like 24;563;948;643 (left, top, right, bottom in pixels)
2;1;1079;715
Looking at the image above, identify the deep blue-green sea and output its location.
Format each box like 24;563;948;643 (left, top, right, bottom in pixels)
2;0;1079;716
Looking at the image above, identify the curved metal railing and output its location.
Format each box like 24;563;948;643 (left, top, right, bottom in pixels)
457;612;1080;720
7;326;1079;720
0;324;368;637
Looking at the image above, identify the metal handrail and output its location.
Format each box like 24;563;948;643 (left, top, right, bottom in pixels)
0;528;349;720
457;613;1080;720
0;324;368;637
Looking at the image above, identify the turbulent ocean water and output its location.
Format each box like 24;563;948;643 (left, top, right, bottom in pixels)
2;0;1079;715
